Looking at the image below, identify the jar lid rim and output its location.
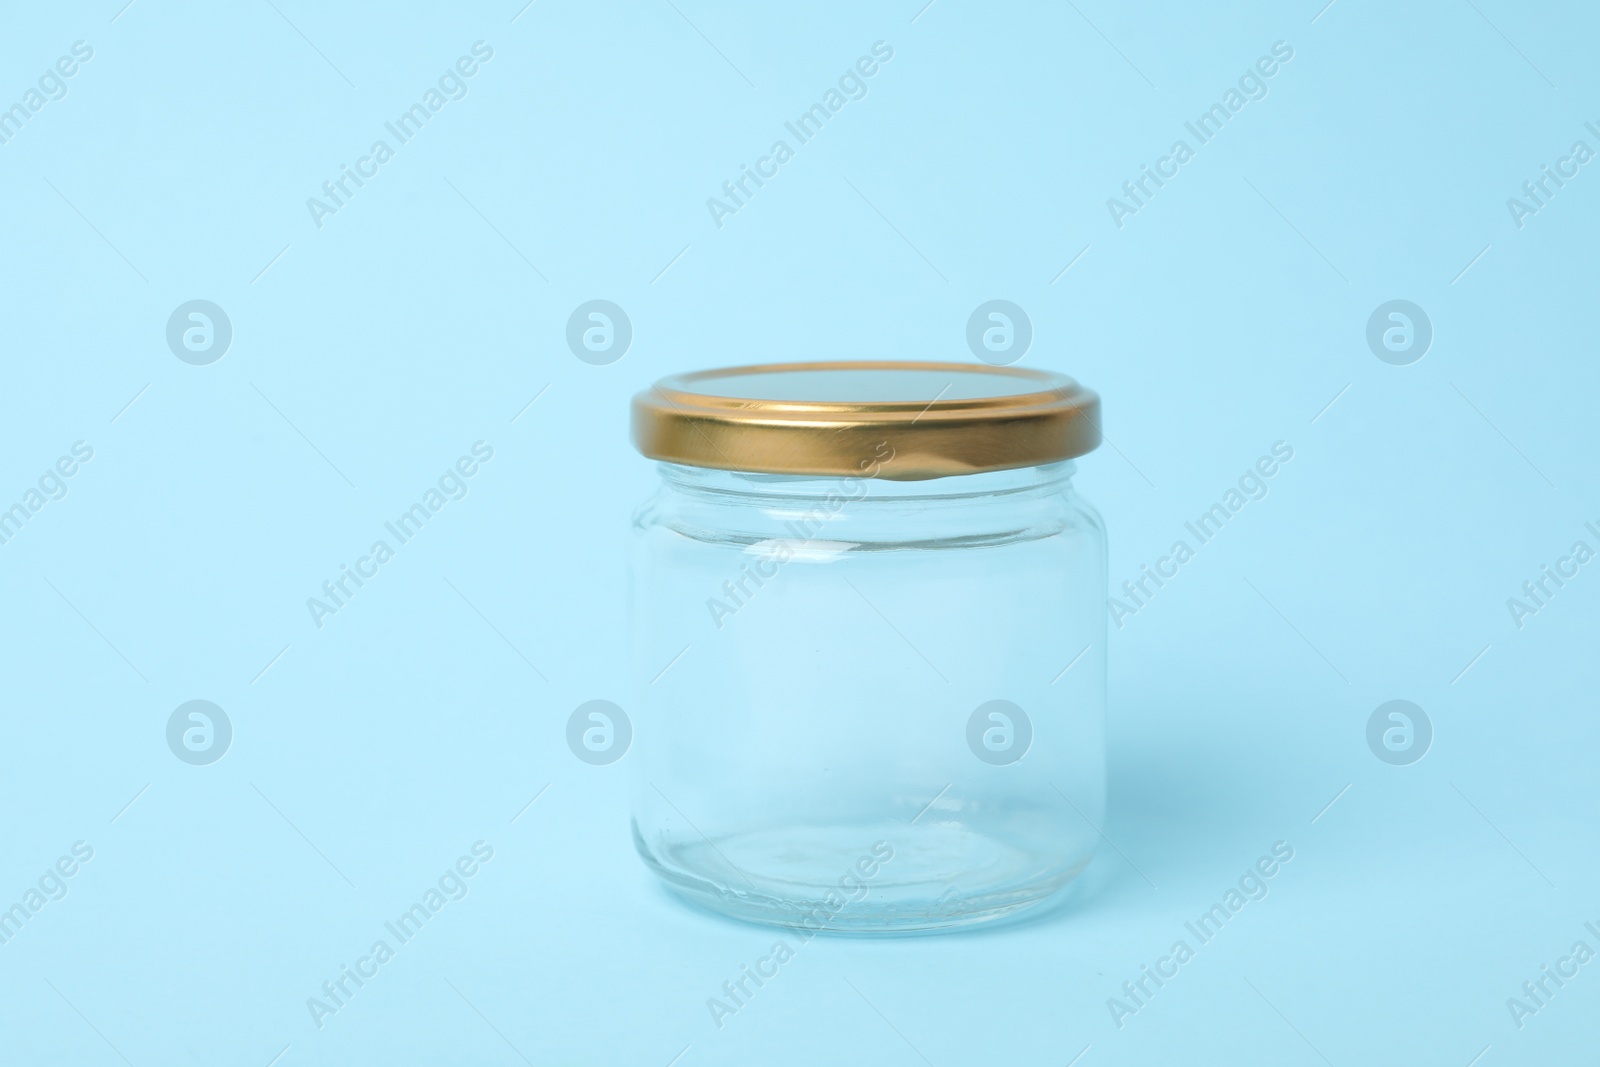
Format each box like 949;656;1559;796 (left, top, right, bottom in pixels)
631;360;1101;481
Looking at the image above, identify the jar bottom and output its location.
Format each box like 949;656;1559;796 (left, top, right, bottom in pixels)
632;818;1094;934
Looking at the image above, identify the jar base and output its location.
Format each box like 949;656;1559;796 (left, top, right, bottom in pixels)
633;818;1093;934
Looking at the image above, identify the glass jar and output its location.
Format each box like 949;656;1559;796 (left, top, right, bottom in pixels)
628;362;1106;933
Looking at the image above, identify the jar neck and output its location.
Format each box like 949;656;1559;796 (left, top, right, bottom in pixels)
656;460;1077;505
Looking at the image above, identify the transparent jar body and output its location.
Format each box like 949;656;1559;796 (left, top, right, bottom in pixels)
629;459;1106;933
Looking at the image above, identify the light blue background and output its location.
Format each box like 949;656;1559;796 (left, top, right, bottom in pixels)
2;1;1597;1064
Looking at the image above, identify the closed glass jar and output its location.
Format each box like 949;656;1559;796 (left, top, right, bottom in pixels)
628;362;1106;933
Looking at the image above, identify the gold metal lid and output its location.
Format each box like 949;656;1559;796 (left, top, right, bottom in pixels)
631;361;1101;481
